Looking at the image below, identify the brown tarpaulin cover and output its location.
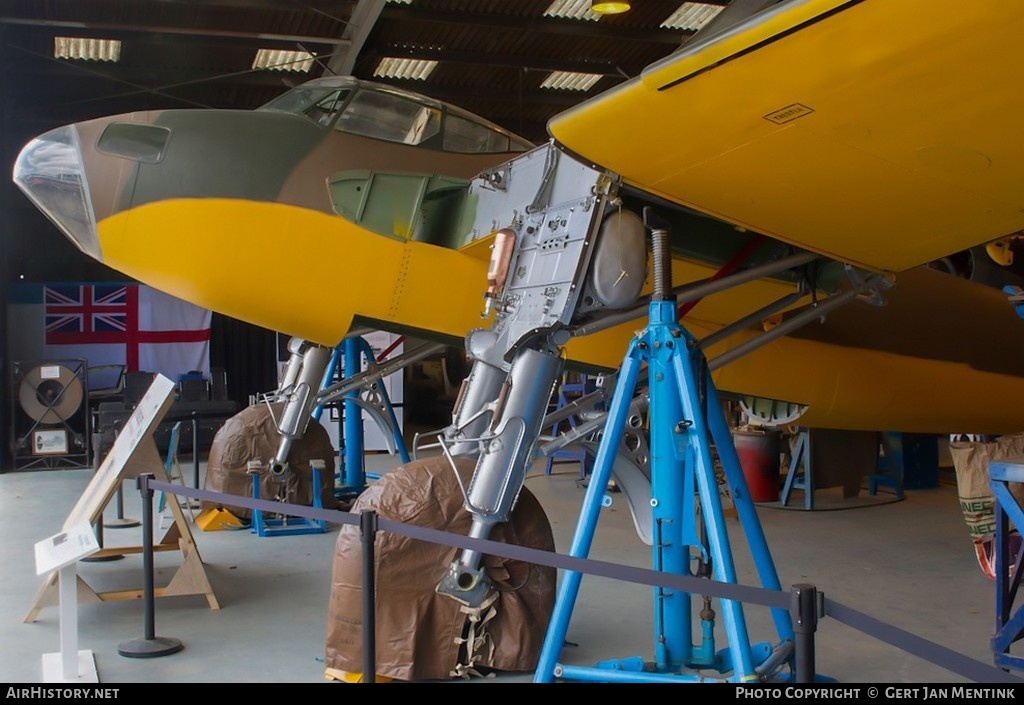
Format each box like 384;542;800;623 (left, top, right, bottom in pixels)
324;455;556;682
203;402;338;519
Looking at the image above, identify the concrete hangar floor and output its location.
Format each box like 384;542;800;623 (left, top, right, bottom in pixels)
0;447;1014;685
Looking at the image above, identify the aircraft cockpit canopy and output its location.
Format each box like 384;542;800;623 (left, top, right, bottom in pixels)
259;77;533;155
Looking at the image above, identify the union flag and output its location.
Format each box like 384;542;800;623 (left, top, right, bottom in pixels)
45;283;129;338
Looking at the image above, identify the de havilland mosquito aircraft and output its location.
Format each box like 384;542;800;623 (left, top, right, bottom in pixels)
14;0;1024;684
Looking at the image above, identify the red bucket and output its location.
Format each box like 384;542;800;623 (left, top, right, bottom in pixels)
731;427;781;503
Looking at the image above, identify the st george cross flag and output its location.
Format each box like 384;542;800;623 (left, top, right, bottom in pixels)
38;283;211;387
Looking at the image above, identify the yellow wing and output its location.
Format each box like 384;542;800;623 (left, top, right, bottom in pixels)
549;0;1024;273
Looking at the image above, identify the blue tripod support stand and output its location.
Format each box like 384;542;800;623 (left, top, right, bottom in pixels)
534;214;795;683
314;336;410;499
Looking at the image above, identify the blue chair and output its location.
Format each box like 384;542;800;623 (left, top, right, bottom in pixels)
544;373;598;479
158;421;184;528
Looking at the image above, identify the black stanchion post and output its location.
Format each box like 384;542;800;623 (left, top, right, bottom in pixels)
791;583;818;683
192;411;200;489
360;509;378;683
118;474;184;658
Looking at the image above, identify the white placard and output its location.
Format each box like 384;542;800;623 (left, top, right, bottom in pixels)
40;365;61;380
33;429;68;455
34;522;99;575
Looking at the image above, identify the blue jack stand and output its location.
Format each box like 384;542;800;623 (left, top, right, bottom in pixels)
988;290;1024;672
316;336;410;502
988;459;1024;672
781;429;814;510
868;432;907;500
534;217;795;683
249;460;328;537
339;337;366;499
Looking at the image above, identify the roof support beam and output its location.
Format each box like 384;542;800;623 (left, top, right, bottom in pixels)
326;0;387;76
0;17;348;46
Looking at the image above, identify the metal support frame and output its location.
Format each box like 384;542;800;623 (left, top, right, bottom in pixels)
249;462;328;537
536;386;611;460
868;432;906;500
534;295;794;683
781;429;813;510
570;252;820;339
11;358;92;471
342;338;366;492
705;268;886;372
988;460;1024;672
315;336;411;498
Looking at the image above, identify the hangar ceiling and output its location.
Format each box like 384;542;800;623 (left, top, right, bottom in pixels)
0;0;735;140
0;0;738;278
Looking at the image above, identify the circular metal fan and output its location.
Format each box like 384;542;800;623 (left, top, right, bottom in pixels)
18;364;85;424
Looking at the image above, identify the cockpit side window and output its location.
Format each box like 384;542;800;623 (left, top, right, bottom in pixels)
258;86;353;127
444;113;513;153
444;111;533;154
304;89;352;127
262;80;533;153
335;90;441;146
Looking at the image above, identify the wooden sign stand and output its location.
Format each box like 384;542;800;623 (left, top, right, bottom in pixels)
25;374;219;623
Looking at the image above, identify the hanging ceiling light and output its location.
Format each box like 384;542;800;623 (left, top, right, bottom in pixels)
590;1;631;14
